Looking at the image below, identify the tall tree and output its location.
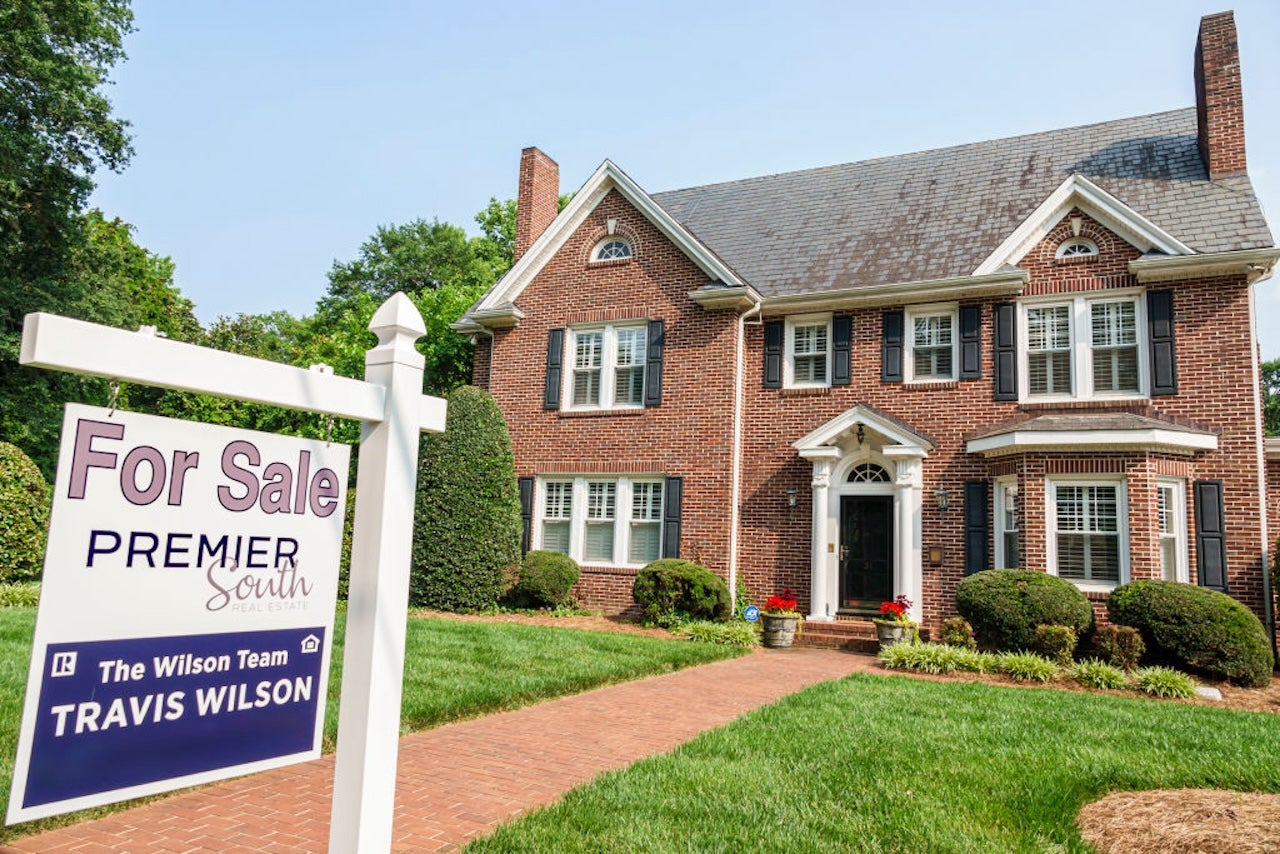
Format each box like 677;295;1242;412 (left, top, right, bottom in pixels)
1262;357;1280;436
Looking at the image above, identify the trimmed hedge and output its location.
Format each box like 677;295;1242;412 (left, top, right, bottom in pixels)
1107;580;1273;687
515;551;580;608
955;569;1093;652
632;559;730;625
0;442;50;583
410;386;522;611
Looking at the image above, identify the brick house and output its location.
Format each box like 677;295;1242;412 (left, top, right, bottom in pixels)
454;11;1278;643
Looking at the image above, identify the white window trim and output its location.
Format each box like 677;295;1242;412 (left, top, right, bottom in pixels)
533;475;664;568
784;313;832;389
904;302;958;383
1018;289;1148;403
563;323;647;411
993;476;1019;569
1045;475;1130;592
1157;477;1189;584
591;237;633;262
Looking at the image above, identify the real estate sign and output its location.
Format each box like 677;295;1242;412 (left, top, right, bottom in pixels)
7;404;349;824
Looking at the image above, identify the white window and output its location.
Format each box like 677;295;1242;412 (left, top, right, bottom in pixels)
1056;238;1099;259
566;324;647;410
906;306;956;381
535;476;664;566
1157;479;1189;583
1020;293;1146;401
994;478;1019;569
1047;479;1128;589
786;315;831;387
593;238;633;261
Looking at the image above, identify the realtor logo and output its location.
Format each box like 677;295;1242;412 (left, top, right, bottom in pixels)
50;652;77;677
300;635;320;654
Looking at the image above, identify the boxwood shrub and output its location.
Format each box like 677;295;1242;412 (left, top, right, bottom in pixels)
0;442;50;584
632;559;730;625
515;551;580;608
955;569;1093;652
1107;580;1273;687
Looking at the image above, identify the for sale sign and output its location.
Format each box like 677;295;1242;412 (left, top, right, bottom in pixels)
7;404;349;823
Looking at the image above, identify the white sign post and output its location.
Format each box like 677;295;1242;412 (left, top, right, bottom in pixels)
13;293;444;853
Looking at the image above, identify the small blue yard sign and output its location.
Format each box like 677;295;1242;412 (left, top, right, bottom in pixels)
744;605;760;623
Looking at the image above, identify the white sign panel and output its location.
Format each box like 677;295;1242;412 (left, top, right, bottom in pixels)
7;404;349;824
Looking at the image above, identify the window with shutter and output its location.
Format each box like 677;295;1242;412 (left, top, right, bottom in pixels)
563;323;648;411
1020;294;1149;401
533;476;668;566
785;314;832;387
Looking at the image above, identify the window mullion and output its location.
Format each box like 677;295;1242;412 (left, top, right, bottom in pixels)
1073;297;1087;398
571;478;586;562
601;326;615;409
616;478;630;565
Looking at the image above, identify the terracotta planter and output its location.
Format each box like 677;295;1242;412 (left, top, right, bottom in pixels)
761;614;800;648
874;619;908;650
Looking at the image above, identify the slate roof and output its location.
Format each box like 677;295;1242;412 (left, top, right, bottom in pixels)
652;108;1274;298
966;411;1217;442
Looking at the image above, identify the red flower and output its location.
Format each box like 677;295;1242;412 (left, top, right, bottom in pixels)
764;587;798;614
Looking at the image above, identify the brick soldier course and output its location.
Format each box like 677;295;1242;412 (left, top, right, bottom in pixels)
0;649;871;853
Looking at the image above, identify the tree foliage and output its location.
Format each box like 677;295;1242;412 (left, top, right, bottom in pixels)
410;385;521;611
1262;357;1280;436
0;441;50;583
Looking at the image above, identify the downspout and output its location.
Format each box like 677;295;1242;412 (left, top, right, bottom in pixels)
729;298;763;612
1247;278;1278;661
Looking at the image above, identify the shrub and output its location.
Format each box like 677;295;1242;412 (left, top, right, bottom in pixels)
1135;666;1197;699
996;651;1060;683
337;488;355;601
632;559;731;625
1034;624;1078;667
1107;580;1273;687
515;551;580;608
878;642;998;675
1091;624;1145;671
955;570;1093;652
1070;659;1128;690
0;582;40;608
0;442;50;584
411;386;522;611
673;620;759;647
938;617;977;650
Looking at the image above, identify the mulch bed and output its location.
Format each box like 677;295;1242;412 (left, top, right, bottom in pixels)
1079;789;1280;853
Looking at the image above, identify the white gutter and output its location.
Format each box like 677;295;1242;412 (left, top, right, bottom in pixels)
758;269;1028;314
1248;273;1278;658
1130;247;1280;283
728;295;762;611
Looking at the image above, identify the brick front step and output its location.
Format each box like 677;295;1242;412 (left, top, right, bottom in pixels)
795;620;930;653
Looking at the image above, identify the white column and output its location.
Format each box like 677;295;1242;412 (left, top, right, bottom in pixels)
884;446;925;623
329;294;435;854
800;447;841;621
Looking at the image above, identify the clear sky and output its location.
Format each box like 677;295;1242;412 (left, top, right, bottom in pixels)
90;1;1280;355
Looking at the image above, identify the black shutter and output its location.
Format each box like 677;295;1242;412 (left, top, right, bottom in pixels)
763;320;783;389
1194;479;1228;592
662;476;683;559
959;305;982;380
518;476;534;556
964;480;989;576
832;315;852;386
1148;290;1178;396
644;319;664;406
543;328;564;410
881;310;904;383
993;302;1018;401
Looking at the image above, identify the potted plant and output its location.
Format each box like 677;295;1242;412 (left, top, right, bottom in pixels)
872;595;916;649
761;587;802;648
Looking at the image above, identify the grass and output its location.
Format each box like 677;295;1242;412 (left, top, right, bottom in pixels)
469;673;1280;853
0;606;741;842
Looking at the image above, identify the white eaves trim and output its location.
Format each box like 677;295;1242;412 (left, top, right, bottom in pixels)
966;428;1218;458
793;403;935;454
463;160;743;327
1130;247;1280;283
761;269;1027;315
1265;436;1280;461
973;174;1194;276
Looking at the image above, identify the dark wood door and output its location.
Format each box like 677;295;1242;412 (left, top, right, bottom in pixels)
840;495;893;613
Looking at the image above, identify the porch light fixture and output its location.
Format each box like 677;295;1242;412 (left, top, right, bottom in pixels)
855;423;865;447
785;487;798;510
935;486;950;513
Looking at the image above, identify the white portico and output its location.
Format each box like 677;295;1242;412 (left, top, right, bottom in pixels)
792;405;932;623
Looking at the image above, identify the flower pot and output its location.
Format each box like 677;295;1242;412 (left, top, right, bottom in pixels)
761;614;800;648
874;620;908;650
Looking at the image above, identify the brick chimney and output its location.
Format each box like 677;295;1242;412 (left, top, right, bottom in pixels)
514;147;560;263
1194;11;1246;179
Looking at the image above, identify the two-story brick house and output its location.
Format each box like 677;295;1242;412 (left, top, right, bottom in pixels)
454;11;1278;642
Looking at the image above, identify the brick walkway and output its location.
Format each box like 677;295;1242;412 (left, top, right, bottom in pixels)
2;648;875;853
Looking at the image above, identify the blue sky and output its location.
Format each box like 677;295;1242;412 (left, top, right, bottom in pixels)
91;2;1280;355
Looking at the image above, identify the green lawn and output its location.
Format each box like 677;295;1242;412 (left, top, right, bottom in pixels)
0;607;741;842
469;673;1280;853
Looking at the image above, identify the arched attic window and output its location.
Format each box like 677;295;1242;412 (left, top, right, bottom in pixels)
1055;238;1099;259
593;238;633;261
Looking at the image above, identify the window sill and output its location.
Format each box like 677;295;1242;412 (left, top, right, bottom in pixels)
904;379;959;390
558;407;647;418
578;563;644;576
1019;396;1148;411
587;258;633;270
779;385;831;397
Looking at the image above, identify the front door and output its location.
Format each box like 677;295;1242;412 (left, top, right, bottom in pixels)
839;495;894;614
